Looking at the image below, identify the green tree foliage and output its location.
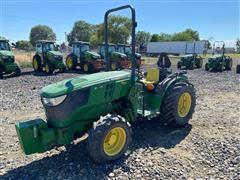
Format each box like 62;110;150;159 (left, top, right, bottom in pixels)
96;15;131;44
150;34;159;42
236;39;240;53
67;20;93;45
15;40;33;50
136;31;151;46
29;25;56;46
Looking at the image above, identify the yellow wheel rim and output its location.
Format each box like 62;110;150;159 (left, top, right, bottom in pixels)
83;64;89;72
178;92;192;117
33;58;38;70
45;64;49;73
111;63;116;70
103;127;126;156
66;57;73;69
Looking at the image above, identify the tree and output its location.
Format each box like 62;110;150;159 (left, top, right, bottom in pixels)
95;15;131;44
15;40;33;50
29;25;56;46
136;31;151;46
183;29;200;41
150;34;159;42
158;33;172;41
67;20;94;45
171;32;193;41
236;39;240;53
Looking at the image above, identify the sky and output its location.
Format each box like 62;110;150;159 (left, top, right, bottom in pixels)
0;0;239;47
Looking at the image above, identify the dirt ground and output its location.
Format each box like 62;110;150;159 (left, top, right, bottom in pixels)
0;59;240;179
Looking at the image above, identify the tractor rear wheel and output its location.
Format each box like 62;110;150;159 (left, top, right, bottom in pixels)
188;62;194;70
87;114;132;163
66;55;77;70
32;56;42;72
237;65;240;74
45;63;54;74
160;83;196;126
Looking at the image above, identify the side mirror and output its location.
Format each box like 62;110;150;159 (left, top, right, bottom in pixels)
11;43;16;48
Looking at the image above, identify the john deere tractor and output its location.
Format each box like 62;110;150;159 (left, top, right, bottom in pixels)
98;43;131;70
0;38;21;78
205;41;232;72
116;44;144;68
15;5;196;163
177;42;203;70
32;40;66;74
66;41;104;73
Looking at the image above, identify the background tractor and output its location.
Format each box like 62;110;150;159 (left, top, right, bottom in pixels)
98;43;131;70
32;40;66;74
177;42;203;70
205;41;232;72
15;5;196;163
0;38;21;78
66;41;104;73
116;44;144;68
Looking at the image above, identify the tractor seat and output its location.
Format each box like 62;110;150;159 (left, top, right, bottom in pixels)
141;68;160;85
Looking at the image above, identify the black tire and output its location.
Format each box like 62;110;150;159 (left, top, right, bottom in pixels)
205;63;209;71
188;62;194;70
32;56;42;72
236;65;240;74
45;62;54;74
177;62;181;69
81;62;92;73
159;83;196;126
196;58;203;68
14;66;21;77
225;58;232;70
219;64;223;72
66;54;77;70
87;114;132;163
0;67;3;78
110;61;119;71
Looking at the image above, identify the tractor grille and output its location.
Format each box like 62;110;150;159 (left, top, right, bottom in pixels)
3;57;14;63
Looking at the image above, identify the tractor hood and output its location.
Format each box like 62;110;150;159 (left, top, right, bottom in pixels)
40;71;131;98
47;51;62;56
112;51;127;58
0;50;14;57
209;54;222;59
85;51;101;59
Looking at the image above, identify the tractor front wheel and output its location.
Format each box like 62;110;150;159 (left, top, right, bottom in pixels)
0;67;3;78
177;62;181;69
111;62;118;71
45;63;54;74
236;65;240;74
14;67;21;77
160;83;196;126
81;63;92;73
205;63;209;71
226;58;232;70
87;114;132;163
196;58;203;68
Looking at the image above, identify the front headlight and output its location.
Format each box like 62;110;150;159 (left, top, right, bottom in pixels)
42;95;67;106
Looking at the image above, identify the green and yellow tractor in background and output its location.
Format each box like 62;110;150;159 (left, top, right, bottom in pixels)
177;42;203;70
205;41;232;72
32;40;66;74
98;43;131;71
0;38;21;78
66;41;104;73
15;5;196;163
116;44;144;68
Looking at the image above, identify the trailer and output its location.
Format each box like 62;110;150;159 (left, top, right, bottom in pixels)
147;41;206;55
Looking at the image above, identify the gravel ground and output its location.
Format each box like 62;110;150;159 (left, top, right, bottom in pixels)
0;63;240;179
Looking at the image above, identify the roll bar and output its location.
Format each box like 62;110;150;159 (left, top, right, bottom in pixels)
104;5;137;85
213;41;225;56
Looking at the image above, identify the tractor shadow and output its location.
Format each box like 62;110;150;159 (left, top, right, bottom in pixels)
2;119;191;179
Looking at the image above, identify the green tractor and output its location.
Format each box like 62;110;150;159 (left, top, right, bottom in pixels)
0;38;21;78
65;41;104;73
32;40;66;74
177;42;203;70
15;5;196;163
116;44;144;68
205;41;232;72
98;43;131;71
